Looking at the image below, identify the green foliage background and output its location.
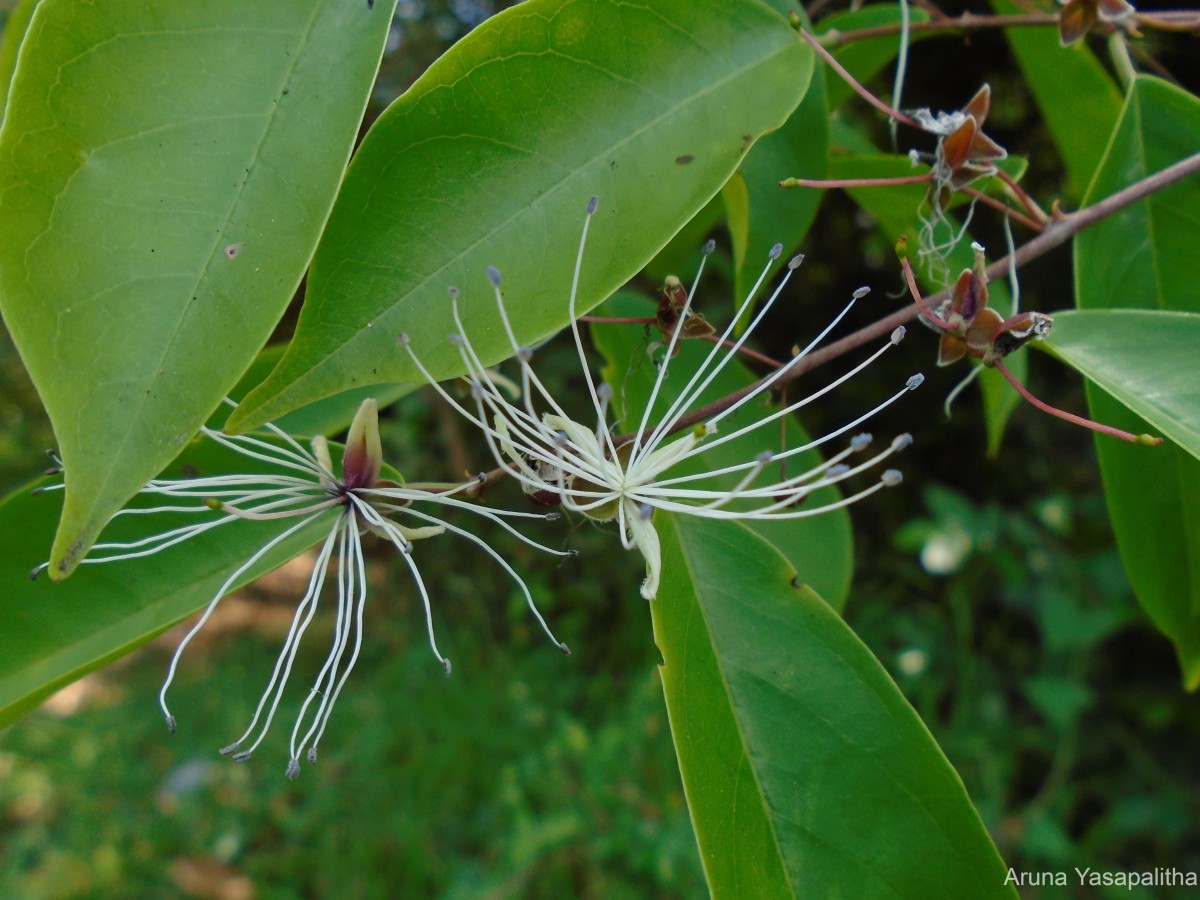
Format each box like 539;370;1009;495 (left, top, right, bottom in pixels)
2;0;1199;897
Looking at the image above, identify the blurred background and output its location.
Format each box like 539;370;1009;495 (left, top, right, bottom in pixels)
2;1;1198;897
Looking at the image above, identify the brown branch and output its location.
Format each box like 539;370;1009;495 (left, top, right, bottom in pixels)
655;151;1200;437
818;12;1059;46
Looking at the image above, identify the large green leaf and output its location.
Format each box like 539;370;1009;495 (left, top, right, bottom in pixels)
229;0;812;433
991;0;1121;199
0;0;395;577
591;292;859;608
721;2;828;319
0;0;39;119
228;344;416;439
654;514;1014;896
0;439;338;728
1074;75;1200;688
723;62;828;324
1043;310;1200;461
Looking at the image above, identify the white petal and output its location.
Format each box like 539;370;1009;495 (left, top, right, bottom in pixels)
625;502;662;600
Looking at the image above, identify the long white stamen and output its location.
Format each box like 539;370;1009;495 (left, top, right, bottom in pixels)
398;504;570;654
159;508;335;732
638;245;791;462
204;427;328;479
302;520;369;766
367;488;575;557
648;440;860;497
200;427;329;479
565;197;621;466
483;275;576;426
670;337;912;465
630;240;716;462
218;496;341;521
632;475;897;520
82;493;327;563
708;284;869;433
357;501;451;674
289;509;366;772
403;334;604;488
222;513;343;760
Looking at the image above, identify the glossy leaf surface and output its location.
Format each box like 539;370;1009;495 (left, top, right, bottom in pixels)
1044;310;1200;461
0;0;395;575
654;514;1015;896
1074;76;1200;688
231;0;811;432
991;0;1121;198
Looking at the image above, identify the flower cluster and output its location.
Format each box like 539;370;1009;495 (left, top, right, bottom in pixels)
401;196;922;599
35;399;570;778
37;197;927;775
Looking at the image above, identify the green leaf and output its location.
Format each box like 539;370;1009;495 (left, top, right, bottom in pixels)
724;63;828;326
1043;310;1200;460
230;0;812;432
0;439;337;729
227;344;416;439
990;0;1122;199
0;0;39;120
1074;75;1200;688
0;0;395;577
654;514;1015;897
642;194;726;286
591;292;856;608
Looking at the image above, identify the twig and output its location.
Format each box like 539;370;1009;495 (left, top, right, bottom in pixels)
818;12;1060;46
781;173;933;189
798;29;921;128
959;187;1044;232
655;151;1200;437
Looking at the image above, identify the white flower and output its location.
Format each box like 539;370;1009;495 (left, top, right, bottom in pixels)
33;399;570;778
400;197;922;600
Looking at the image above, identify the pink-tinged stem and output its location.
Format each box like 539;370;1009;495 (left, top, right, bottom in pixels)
662;151;1200;440
781;174;933;189
993;360;1162;446
960;187;1044;232
798;30;921;128
581;317;784;368
703;335;783;369
1134;11;1200;31
899;256;953;329
468;152;1197;490
579;315;656;325
818;12;1058;45
993;168;1049;225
